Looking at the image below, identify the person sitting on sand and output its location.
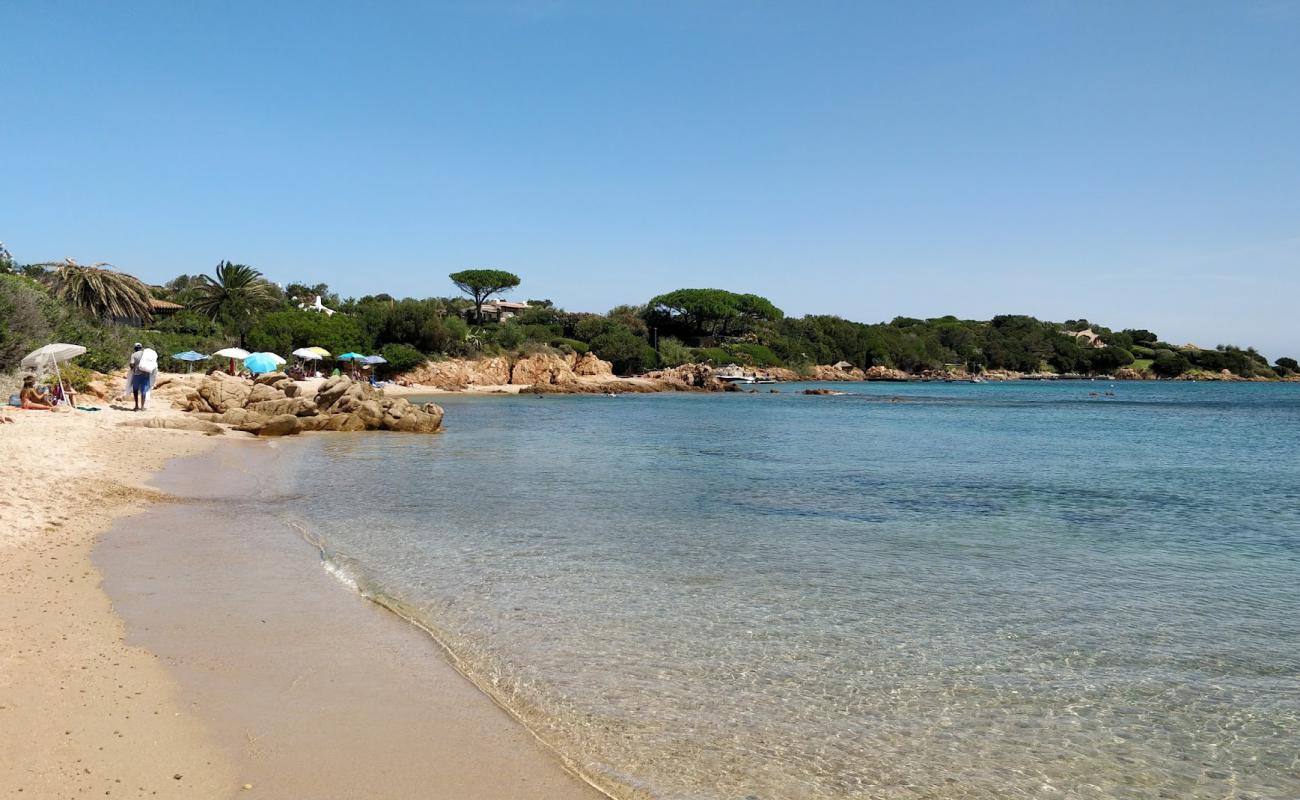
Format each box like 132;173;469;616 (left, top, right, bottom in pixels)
19;375;55;410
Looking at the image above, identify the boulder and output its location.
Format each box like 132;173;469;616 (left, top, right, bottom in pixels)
511;353;578;386
570;352;614;377
197;373;252;412
246;397;319;417
246;383;284;405
235;413;302;437
380;400;444;433
118;416;225;435
314;375;353;410
254;372;289;386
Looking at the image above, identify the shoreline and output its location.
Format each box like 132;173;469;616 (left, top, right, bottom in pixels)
94;436;608;800
1;408;604;799
0;407;238;797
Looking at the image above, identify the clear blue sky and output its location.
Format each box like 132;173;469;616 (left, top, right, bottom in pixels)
3;1;1298;357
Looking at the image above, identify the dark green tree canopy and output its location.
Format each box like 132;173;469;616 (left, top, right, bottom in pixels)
645;288;783;338
449;269;521;322
189;261;280;347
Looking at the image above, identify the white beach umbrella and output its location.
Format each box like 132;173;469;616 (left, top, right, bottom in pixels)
20;343;87;369
212;347;251;359
292;347;323;360
20;343;86;407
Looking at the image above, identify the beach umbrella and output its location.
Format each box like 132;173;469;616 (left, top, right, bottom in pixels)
360;355;387;365
336;352;364;361
243;352;280;374
264;352;287;366
307;346;331;358
213;346;251;375
20;343;86;406
172;350;208;374
20;343;87;369
292;347;323;360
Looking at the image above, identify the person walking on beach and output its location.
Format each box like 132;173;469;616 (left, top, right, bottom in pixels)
128;342;159;411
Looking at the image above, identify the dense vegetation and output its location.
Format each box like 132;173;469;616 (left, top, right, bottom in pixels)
1;242;1294;381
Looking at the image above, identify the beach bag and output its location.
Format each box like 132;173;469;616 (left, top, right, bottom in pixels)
136;348;159;373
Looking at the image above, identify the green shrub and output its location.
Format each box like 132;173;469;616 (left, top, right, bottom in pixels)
379;343;426;375
494;323;525;350
57;362;95;391
655;337;692;367
0;273;53;371
1151;349;1190;378
549;337;589;354
691;347;731;365
1130;345;1156;358
726;343;783;367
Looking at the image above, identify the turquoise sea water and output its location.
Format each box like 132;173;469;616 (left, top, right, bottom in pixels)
277;382;1299;799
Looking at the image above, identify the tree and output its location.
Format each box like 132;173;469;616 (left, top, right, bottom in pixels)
645;288;783;339
34;258;154;322
188;261;279;348
0;274;53;370
1151;349;1190;378
1275;357;1299;374
449;269;521;322
246;309;367;356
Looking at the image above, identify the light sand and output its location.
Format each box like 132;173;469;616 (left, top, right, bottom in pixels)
1;402;608;799
0;404;237;797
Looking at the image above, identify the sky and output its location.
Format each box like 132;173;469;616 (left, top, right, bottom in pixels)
2;1;1298;357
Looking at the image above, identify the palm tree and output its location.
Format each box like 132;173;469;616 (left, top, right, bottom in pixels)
37;258;154;322
189;261;280;348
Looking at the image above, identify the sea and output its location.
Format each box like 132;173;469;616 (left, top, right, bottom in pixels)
262;381;1298;799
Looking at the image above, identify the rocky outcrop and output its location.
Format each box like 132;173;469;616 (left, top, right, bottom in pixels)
397;357;512;390
813;364;870;381
571;352;614;376
396;352;614;391
118;416;226;435
181;373;443;436
195;372;252;413
510;353;578;387
1112;367;1151;380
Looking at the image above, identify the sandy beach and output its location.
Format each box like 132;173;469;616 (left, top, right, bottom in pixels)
0;405;236;797
0;403;604;799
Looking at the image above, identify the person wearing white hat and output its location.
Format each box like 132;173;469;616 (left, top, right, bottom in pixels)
127;342;159;411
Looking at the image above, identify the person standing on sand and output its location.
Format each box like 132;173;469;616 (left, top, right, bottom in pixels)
127;343;159;411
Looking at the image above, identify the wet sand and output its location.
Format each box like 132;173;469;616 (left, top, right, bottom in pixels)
94;439;606;800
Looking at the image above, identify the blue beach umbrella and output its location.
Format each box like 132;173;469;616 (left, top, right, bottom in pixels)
172;350;208;373
243;352;280;374
360;355;387;365
336;352;365;361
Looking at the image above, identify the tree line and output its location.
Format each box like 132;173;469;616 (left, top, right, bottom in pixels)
1;244;1295;381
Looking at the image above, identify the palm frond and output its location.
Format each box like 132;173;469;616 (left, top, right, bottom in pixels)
38;258;154;321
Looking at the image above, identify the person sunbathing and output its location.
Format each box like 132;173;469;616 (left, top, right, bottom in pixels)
19;375;55;410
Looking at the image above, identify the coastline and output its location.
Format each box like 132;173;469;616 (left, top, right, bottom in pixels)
94;436;608;800
0;407;237;796
2;408;604;799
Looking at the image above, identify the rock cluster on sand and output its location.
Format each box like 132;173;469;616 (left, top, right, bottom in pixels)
178;373;444;436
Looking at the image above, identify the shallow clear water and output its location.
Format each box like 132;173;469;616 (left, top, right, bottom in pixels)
278;382;1300;799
